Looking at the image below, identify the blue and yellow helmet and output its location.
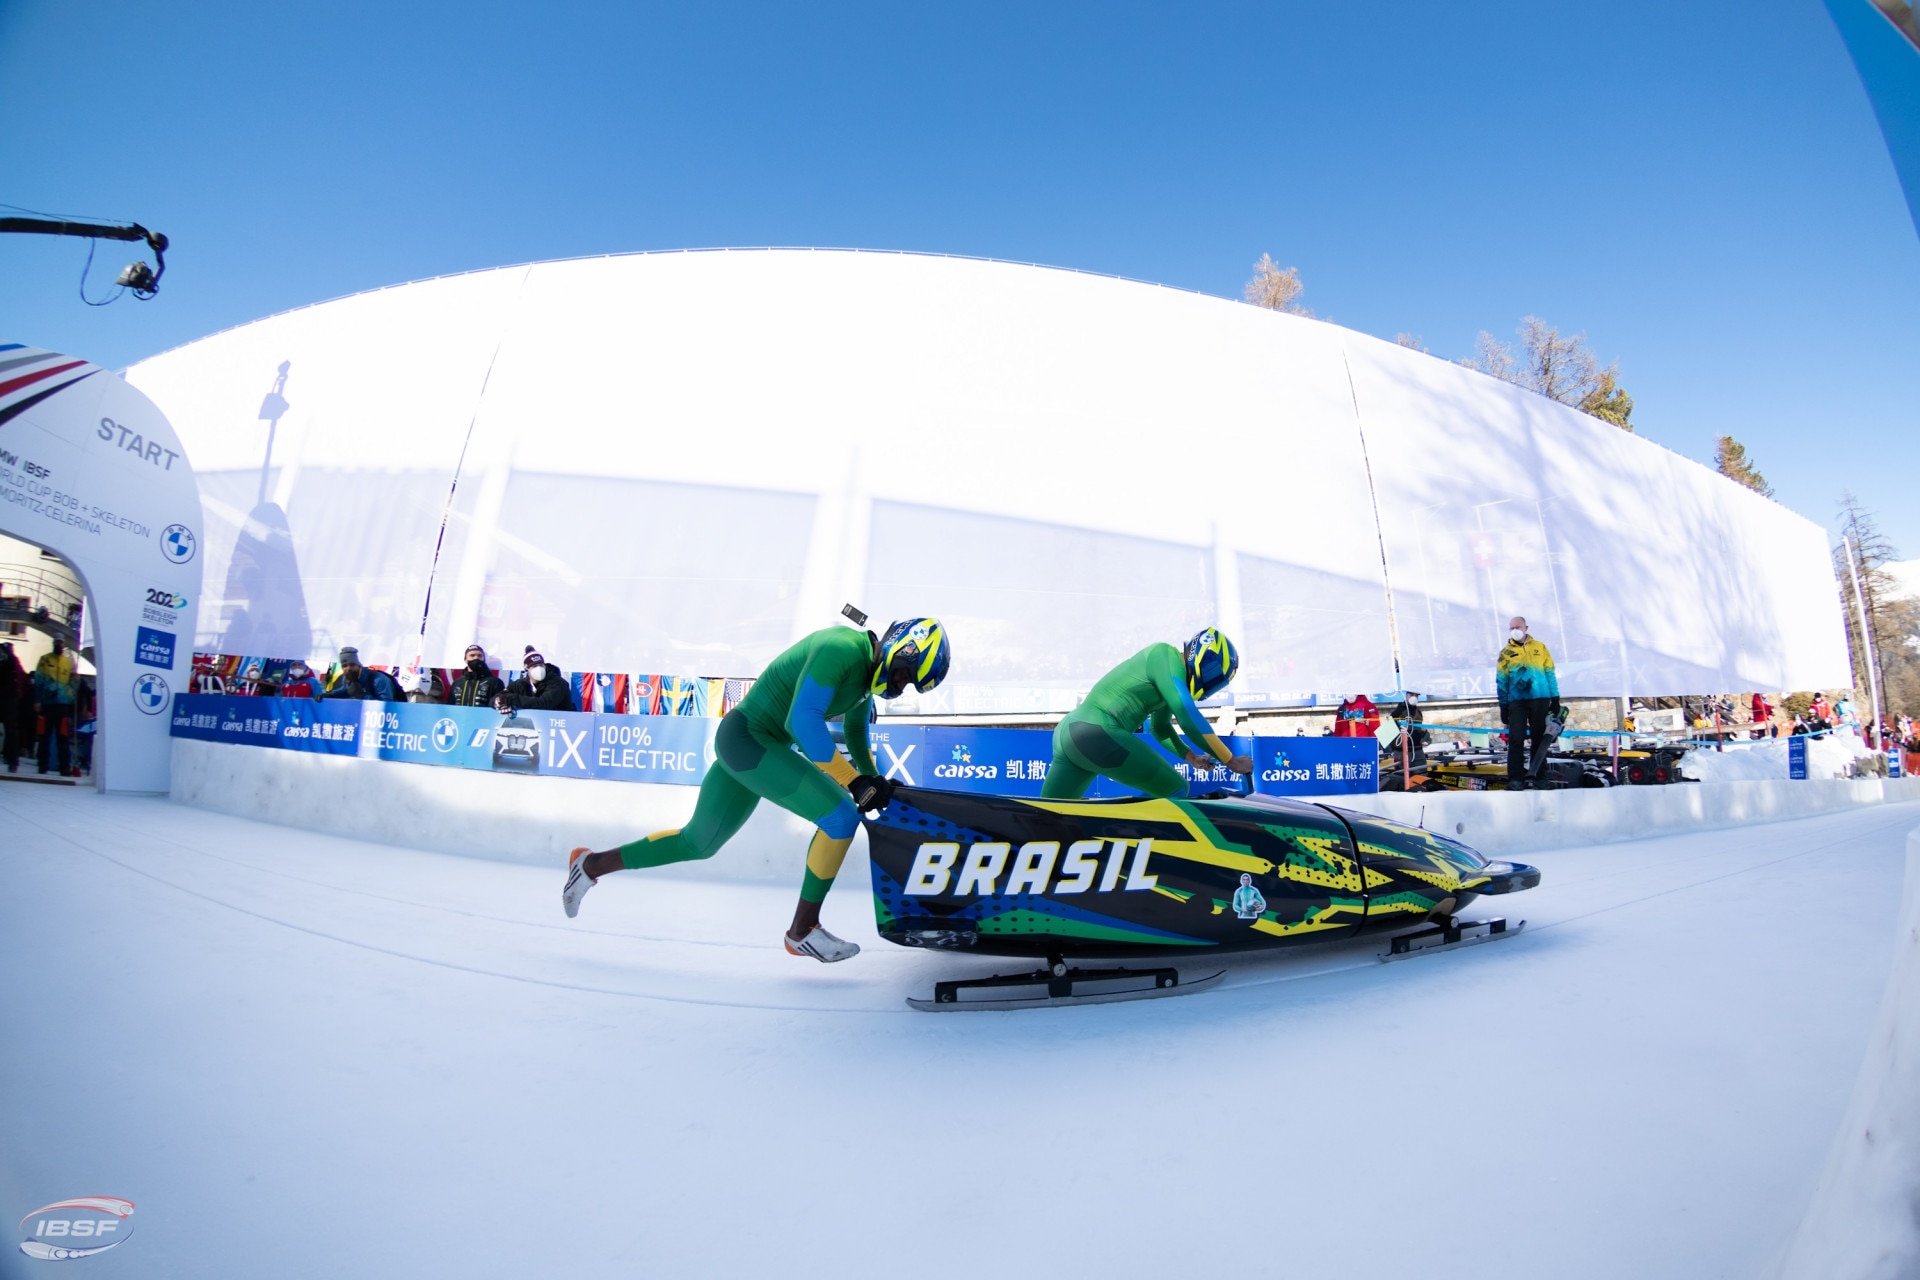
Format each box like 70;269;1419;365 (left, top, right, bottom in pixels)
1183;627;1239;701
873;617;951;699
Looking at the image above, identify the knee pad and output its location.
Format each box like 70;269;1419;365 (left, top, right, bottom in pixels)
817;799;859;840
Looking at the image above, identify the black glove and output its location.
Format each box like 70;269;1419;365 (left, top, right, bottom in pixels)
848;774;895;812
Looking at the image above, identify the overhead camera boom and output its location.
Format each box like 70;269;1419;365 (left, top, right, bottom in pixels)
0;215;169;298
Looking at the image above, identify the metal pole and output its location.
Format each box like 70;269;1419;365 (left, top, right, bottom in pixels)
1340;345;1406;700
1843;536;1885;752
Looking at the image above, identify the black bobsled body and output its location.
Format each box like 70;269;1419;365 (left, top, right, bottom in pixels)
864;786;1539;959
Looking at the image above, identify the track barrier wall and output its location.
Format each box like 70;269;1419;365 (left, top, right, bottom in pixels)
172;694;1920;875
167;694;1381;797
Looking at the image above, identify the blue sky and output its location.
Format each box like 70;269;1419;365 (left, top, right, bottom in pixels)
2;1;1916;551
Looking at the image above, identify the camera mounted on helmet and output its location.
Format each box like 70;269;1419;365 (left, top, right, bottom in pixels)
873;617;951;699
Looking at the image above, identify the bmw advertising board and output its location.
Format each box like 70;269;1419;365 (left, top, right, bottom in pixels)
172;697;725;787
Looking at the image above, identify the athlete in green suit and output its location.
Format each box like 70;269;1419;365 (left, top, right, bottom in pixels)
561;618;951;962
1042;628;1252;799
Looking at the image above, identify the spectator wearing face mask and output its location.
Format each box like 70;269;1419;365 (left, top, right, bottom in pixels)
448;645;505;708
1496;616;1559;789
497;646;575;712
322;647;399;701
279;660;320;699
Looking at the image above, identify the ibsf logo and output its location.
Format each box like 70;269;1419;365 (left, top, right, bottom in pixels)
17;1197;135;1260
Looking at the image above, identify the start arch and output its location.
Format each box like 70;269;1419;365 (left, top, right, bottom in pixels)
0;344;202;792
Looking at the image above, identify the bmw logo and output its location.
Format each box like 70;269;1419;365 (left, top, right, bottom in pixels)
160;524;197;564
132;672;171;715
432;717;459;752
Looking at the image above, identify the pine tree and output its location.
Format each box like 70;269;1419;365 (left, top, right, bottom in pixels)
1579;370;1635;431
1713;436;1772;496
1832;494;1920;722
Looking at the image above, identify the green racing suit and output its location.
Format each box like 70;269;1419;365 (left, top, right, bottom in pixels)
618;626;877;904
1041;642;1237;799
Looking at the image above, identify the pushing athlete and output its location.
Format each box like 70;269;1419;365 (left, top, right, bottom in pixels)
1040;628;1252;799
560;617;951;962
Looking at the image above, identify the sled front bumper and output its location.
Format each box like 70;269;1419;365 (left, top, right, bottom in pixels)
1461;860;1541;895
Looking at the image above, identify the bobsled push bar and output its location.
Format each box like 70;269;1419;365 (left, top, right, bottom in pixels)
1380;916;1525;962
907;953;1225;1012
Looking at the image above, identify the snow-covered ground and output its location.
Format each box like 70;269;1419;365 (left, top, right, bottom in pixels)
1680;731;1875;783
2;784;1916;1279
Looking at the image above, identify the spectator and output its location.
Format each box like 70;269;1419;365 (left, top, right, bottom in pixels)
34;637;77;776
0;642;27;774
1790;713;1810;736
1333;692;1380;739
237;658;276;697
73;674;96;775
396;667;448;704
322;647;399;701
448;644;504;708
1385;692;1429;763
497;646;575;711
1496;615;1559;789
279;660;320;699
1751;692;1773;739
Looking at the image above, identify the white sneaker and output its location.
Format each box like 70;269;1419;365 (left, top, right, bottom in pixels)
785;925;860;963
562;847;596;919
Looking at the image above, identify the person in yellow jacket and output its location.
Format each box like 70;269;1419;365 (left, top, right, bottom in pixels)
1496;617;1558;789
33;638;77;776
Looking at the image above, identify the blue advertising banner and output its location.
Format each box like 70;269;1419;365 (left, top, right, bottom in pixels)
1789;735;1808;780
171;696;1379;797
1249;736;1380;795
171;693;362;754
170;695;719;785
867;724;1379;798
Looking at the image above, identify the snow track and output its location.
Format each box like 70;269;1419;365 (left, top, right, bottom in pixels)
2;785;1915;1278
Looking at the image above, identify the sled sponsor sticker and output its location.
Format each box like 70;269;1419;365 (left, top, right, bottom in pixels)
17;1196;135;1260
1232;872;1267;919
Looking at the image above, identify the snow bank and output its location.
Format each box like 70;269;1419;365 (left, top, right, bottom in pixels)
1774;825;1920;1279
1680;733;1875;784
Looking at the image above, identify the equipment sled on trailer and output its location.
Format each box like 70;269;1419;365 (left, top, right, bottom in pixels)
862;786;1540;1010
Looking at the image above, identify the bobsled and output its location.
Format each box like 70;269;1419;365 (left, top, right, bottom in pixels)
863;785;1540;1010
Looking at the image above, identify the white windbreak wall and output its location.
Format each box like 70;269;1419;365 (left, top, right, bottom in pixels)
124;250;1850;706
1342;336;1849;699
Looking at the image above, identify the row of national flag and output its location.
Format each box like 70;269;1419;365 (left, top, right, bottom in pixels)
572;672;754;717
190;652;753;716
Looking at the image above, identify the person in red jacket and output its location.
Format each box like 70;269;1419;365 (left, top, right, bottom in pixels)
1333;693;1380;738
279;660;320;699
1750;692;1773;739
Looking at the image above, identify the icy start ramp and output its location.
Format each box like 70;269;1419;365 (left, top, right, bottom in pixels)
2;786;1917;1278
